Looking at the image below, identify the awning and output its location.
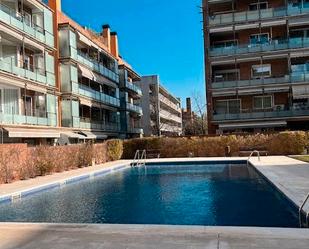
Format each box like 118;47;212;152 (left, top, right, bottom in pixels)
5;127;60;138
78;65;95;80
292;85;309;99
219;121;287;130
78;32;92;47
60;132;86;139
93;72;117;88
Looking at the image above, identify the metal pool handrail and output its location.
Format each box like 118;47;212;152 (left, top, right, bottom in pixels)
131;150;147;167
299;192;309;228
247;150;261;166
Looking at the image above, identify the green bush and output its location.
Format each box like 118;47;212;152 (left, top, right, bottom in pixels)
107;139;123;161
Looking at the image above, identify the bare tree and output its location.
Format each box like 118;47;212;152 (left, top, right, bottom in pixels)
183;91;208;136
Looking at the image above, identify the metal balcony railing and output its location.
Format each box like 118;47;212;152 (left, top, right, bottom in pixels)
77;84;120;107
209;5;309;26
0;58;55;86
125;81;142;95
209;37;309;57
76;50;119;83
79;119;120;132
0;113;56;127
212;71;309;89
126;103;143;115
213;106;309;121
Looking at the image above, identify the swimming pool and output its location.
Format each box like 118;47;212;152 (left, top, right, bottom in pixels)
0;162;299;227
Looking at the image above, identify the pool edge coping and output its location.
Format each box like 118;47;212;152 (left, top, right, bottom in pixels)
0;163;131;204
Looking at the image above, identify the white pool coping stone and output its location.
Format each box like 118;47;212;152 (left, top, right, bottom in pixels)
0;160;132;204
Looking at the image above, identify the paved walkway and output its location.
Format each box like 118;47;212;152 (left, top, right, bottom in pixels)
249;156;309;214
1;223;309;249
0;160;131;197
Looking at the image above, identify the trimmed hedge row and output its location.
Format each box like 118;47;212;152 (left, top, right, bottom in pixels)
0;140;123;184
123;132;309;158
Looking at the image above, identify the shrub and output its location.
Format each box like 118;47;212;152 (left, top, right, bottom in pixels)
107;139;123;161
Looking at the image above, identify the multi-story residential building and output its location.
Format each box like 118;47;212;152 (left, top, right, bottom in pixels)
138;75;182;136
0;0;58;145
0;0;144;145
203;0;309;134
119;63;143;138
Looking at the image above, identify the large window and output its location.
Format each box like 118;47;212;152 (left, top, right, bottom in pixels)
213;40;238;48
249;2;268;10
252;64;271;78
214;69;239;82
215;99;241;114
253;96;273;109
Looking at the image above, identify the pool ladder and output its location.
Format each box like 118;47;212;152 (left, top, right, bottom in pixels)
131;150;147;167
299;192;309;228
247;150;261;166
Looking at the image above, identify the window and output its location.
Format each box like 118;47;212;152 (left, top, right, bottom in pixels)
215;99;241;114
25;96;33;116
213;40;238;48
253;96;273;109
252;64;271;78
214;69;239;82
250;33;269;45
249;2;268;11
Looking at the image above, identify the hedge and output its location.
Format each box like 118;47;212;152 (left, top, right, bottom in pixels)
123;132;309;158
0;140;123;184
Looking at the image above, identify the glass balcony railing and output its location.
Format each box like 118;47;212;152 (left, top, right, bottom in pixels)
0;3;54;47
212;71;309;89
77;84;120;107
210;37;309;57
76;51;119;83
79;120;120;132
0;113;55;127
0;58;55;86
213;106;309;121
125;81;142;95
126;103;143;115
209;5;309;26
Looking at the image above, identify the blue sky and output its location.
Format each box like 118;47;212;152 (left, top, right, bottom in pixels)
61;0;205;107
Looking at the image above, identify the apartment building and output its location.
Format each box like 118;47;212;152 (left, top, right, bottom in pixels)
138;75;182;136
203;0;309;134
0;0;58;144
119;63;143;138
0;0;144;145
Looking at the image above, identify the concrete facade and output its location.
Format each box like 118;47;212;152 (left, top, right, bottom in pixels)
203;0;309;134
138;75;182;137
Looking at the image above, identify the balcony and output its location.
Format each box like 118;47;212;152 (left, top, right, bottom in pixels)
0;113;55;127
126;103;143;115
159;94;181;112
0;57;55;86
209;37;309;57
213;106;309;121
209;5;309;27
77;84;120;107
0;3;54;48
212;71;309;89
126;81;142;96
76;51;119;83
79;119;120;132
159;109;182;124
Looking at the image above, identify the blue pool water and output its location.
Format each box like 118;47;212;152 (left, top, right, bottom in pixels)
0;163;298;227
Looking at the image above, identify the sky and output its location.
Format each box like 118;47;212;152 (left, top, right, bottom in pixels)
61;0;205;108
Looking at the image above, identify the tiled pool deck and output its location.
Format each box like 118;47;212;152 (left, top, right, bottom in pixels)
1;156;309;248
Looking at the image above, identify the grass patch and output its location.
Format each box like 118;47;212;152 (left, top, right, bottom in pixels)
291;155;309;163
